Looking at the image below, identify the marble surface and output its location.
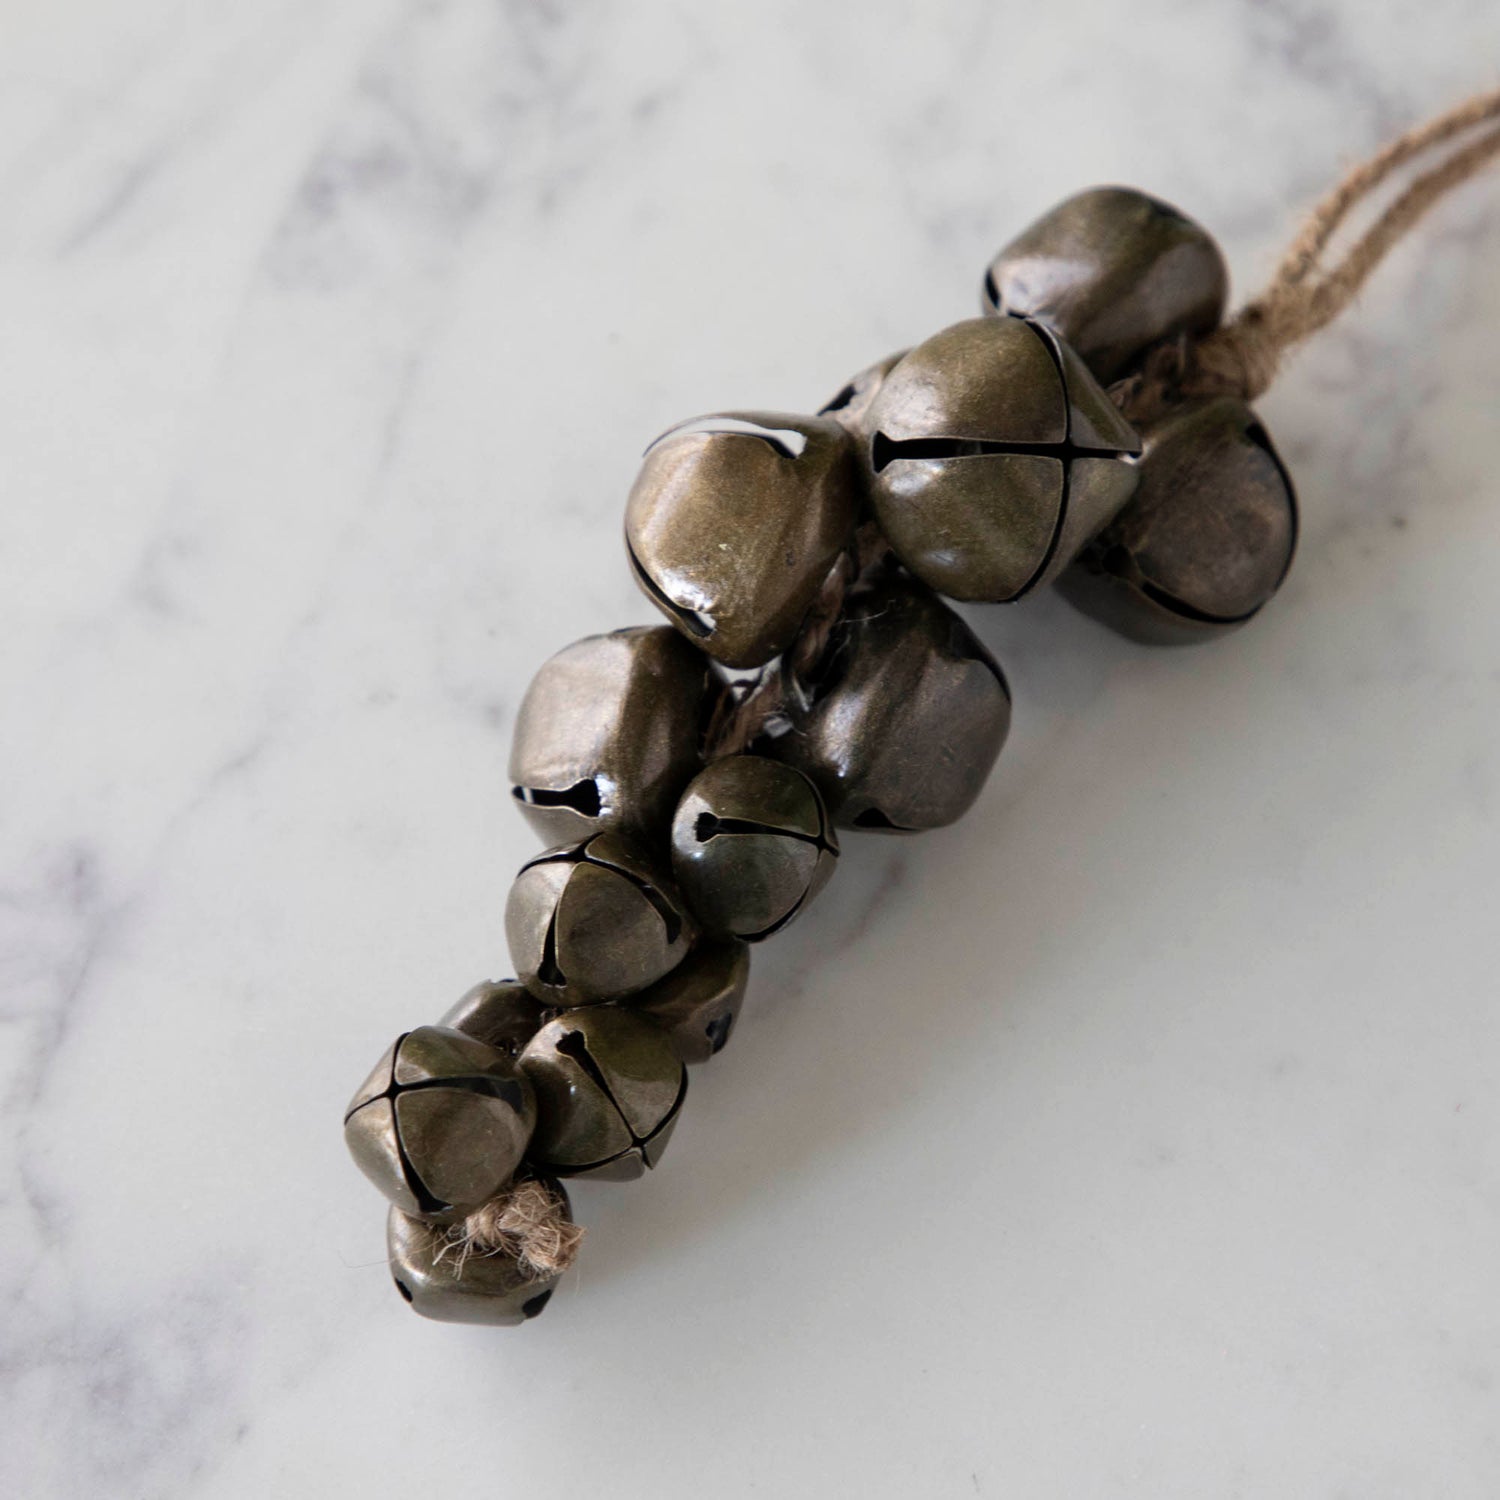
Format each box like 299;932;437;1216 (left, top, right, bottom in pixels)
5;2;1500;1495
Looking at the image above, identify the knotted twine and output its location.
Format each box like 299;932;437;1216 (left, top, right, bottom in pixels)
1113;84;1500;425
436;1176;582;1281
453;86;1500;1278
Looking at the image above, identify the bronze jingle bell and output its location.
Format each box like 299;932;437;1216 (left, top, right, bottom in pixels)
509;625;716;848
670;755;837;941
386;1174;572;1326
343;1025;537;1223
982;185;1230;383
818;350;909;437
519;1006;687;1181
505;832;693;1007
1057;396;1299;644
864;316;1142;604
625;411;860;669
630;938;750;1064
772;573;1012;832
440;978;550;1060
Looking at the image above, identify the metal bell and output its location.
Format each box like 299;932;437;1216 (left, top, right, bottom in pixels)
386;1180;571;1325
772;575;1011;831
982;186;1229;383
625;411;860;668
1057;397;1298;644
519;1007;687;1180
865;316;1141;603
670;756;837;941
343;1026;537;1223
440;978;549;1059
819;350;908;436
509;626;716;848
505;832;693;1006
630;938;749;1064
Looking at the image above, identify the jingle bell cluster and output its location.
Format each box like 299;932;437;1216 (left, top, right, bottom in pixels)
345;185;1298;1323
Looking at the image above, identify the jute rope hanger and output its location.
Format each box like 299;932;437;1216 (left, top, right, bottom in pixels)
451;85;1500;1274
1114;82;1500;425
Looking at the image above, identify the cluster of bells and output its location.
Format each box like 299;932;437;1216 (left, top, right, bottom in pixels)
344;186;1299;1325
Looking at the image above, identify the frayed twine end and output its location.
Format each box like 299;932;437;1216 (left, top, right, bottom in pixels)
433;1178;584;1281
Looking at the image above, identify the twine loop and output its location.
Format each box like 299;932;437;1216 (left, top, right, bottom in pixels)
1114;85;1500;426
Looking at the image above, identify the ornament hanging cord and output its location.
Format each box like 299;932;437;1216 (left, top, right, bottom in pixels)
1115;83;1500;424
451;85;1500;1272
709;83;1500;760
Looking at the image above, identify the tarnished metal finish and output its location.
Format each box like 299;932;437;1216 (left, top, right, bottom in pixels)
440;979;549;1060
506;832;693;1007
669;756;837;941
818;350;908;436
982;186;1229;382
625;411;860;669
773;576;1011;831
519;1007;687;1180
509;626;715;847
344;1026;536;1223
630;939;749;1064
1058;397;1298;645
387;1183;570;1325
865;317;1140;603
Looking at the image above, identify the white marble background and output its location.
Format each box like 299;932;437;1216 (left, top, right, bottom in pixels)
4;1;1500;1495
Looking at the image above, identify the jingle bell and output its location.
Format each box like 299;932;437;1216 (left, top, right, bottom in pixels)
505;832;693;1006
343;1026;536;1222
1057;396;1298;644
386;1180;571;1325
440;978;549;1059
670;756;837;941
772;575;1011;831
509;625;715;848
819;350;908;436
519;1007;687;1180
630;938;750;1064
982;186;1229;383
865;316;1141;603
625;411;860;668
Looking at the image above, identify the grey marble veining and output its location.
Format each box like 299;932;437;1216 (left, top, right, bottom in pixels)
4;2;1500;1496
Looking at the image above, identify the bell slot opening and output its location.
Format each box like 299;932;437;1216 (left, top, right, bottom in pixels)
627;540;717;640
512;779;604;818
1137;579;1254;627
390;1101;453;1218
537;910;566;989
705;1011;735;1054
740;884;811;943
872;430;1123;475
555;1029;653;1147
694;812;836;855
819;382;857;415
579;849;684;945
648;416;808;460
